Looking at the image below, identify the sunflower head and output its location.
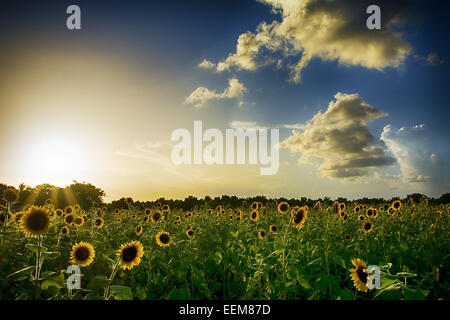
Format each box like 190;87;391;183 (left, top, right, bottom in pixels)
117;241;144;270
186;229;195;239
3;187;19;203
65;206;74;215
292;207;307;229
250;210;259;222
71;242;95;267
258;229;266;239
277;202;290;214
392;200;402;210
350;258;369;292
358;214;365;221
19;206;50;238
136;225;143;235
61;226;70;235
362;221;374;233
151;210;162;223
269;224;278;233
156;231;172;247
73;216;84;227
94;217;104;228
55;209;64;217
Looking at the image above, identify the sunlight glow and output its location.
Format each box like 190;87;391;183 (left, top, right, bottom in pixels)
22;137;87;187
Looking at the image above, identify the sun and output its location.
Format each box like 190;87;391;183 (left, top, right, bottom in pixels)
21;137;88;186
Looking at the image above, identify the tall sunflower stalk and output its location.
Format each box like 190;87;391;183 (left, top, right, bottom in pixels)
1;201;10;245
104;258;120;300
33;236;43;300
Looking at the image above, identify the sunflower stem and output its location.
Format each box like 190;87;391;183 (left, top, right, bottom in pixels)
104;258;120;300
1;202;10;246
34;236;42;300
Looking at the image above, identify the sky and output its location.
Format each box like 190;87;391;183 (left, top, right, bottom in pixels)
0;0;449;201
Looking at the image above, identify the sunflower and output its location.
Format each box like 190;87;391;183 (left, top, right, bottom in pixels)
73;216;84;227
229;214;234;220
339;203;346;211
70;242;95;267
136;225;143;235
151;210;163;223
372;209;378;219
73;204;80;211
344;234;351;241
277;202;290;214
94;217;104;228
19;206;50;238
48;210;56;221
162;204;170;212
143;215;150;223
392;200;402;211
65;206;74;215
55;209;64;217
250;210;259;222
251;201;258;210
3;187;18;203
144;208;151;215
186;229;195;239
258;229;266;239
362;221;374;233
358;214;365;222
354;206;361;214
156;231;172;247
117;240;144;270
387;206;395;215
269;224;278;233
204;195;211;202
340;213;348;222
61;226;70;235
292;207;307;229
349;258;369;292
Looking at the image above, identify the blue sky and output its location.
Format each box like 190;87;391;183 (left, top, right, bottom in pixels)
0;0;448;200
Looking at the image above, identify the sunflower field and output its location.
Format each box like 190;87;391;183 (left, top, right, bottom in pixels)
0;191;449;300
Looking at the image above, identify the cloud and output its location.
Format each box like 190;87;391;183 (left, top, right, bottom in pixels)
415;52;445;66
185;77;246;108
380;124;448;195
208;0;412;82
198;59;216;69
280;92;395;178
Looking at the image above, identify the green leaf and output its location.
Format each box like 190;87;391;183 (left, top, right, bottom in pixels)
403;287;429;300
41;274;65;290
87;275;109;291
213;251;223;265
374;282;402;298
167;288;190;300
6;266;35;280
110;285;133;300
336;289;353;300
379;276;399;290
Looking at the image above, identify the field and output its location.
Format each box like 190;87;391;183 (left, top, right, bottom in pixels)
0;192;449;300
